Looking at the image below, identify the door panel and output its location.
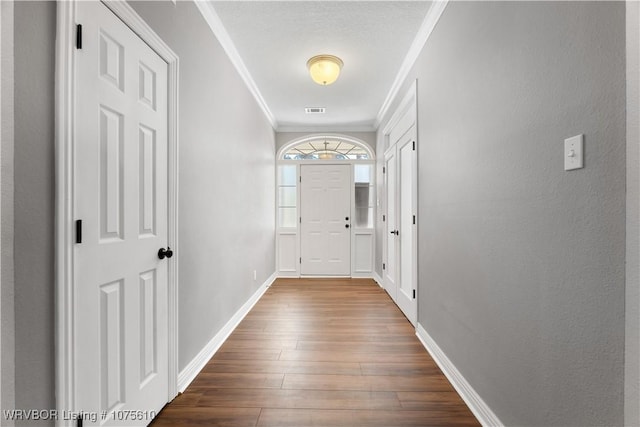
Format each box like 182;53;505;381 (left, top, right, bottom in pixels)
75;2;169;424
300;164;351;275
396;132;417;324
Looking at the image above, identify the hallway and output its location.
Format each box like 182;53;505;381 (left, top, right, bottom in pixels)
150;279;480;426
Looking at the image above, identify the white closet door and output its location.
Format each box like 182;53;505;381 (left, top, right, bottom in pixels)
75;1;169;424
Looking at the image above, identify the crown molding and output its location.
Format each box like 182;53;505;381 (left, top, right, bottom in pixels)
277;125;376;133
194;1;277;129
375;0;449;128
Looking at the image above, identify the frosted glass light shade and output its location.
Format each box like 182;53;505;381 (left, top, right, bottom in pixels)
307;55;343;85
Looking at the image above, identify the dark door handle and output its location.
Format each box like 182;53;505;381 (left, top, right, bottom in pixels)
345;217;349;221
345;224;350;229
389;230;399;235
158;247;173;259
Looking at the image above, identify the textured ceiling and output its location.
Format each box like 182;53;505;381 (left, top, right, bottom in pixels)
210;1;433;131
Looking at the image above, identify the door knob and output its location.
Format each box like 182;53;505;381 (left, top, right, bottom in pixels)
345;224;350;229
158;247;173;260
345;217;349;221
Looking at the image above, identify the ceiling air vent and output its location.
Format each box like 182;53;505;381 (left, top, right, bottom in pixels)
305;107;325;114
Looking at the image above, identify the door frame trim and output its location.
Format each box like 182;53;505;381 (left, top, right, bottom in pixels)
381;80;418;322
55;0;180;422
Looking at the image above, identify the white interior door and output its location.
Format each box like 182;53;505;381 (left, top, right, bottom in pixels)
396;130;417;325
300;164;351;275
383;149;398;301
75;2;169;424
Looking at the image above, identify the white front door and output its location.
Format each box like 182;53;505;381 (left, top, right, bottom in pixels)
75;2;169;424
300;164;351;275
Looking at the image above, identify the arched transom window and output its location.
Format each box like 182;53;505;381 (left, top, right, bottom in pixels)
282;138;371;160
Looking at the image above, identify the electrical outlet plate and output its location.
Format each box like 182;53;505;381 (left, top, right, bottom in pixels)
564;134;584;171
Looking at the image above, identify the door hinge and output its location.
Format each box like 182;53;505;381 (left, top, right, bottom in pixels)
75;219;82;244
76;24;82;49
382;263;386;270
299;176;301;183
383;167;386;174
299;217;301;224
412;141;416;151
299;257;302;264
382;214;386;222
413;215;416;225
413;289;416;299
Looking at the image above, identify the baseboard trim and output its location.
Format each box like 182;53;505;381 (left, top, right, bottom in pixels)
177;272;277;392
416;323;503;427
372;272;383;288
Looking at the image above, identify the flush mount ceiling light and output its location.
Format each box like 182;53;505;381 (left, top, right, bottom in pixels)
307;55;343;85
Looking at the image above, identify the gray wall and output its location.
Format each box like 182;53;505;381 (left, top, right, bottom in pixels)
8;0;276;421
129;1;276;371
626;1;640;425
378;2;626;426
13;2;56;422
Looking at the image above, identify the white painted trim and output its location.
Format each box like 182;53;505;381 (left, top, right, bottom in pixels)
416;324;503;427
382;80;417;138
278;125;376;133
178;273;277;392
375;0;448;128
0;0;15;420
193;1;277;129
55;1;180;423
54;2;77;422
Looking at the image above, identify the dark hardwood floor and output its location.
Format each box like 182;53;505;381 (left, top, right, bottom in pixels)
150;278;480;427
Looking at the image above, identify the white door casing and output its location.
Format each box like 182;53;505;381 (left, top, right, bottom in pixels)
56;1;179;425
300;164;351;276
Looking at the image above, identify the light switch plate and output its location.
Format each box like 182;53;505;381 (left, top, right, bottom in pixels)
564;134;584;171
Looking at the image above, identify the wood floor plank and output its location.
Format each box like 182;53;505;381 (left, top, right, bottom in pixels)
188;373;284;390
150;279;480;427
282;373;456;392
202;359;362;376
279;349;433;363
360;362;442;376
256;408;481;427
150;407;260;427
397;391;472;410
197;388;402;410
296;340;425;353
213;350;282;361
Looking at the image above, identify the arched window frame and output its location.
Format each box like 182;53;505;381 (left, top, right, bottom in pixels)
277;134;375;162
